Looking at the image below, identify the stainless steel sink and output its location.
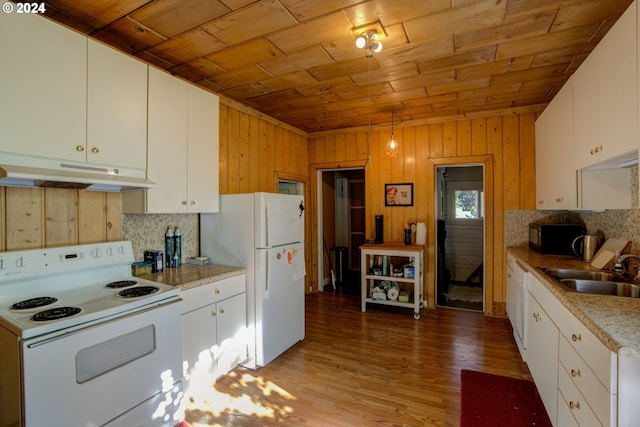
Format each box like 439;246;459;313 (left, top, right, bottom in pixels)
539;267;640;298
560;279;640;298
540;268;617;282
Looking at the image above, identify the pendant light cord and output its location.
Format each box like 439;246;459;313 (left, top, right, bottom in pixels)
367;55;372;164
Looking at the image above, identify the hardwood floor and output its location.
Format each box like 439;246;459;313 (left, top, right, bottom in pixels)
183;293;531;427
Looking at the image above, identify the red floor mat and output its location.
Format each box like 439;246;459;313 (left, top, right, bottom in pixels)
460;369;552;427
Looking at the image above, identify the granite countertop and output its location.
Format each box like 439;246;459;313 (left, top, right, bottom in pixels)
139;263;246;291
507;247;640;359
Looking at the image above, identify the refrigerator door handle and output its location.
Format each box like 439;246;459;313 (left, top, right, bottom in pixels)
264;205;269;247
265;252;269;293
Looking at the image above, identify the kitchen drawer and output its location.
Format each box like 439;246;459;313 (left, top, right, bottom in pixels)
181;274;246;314
558;364;603;427
528;274;616;392
554;305;615;392
557;392;580;427
559;336;611;425
527;274;567;321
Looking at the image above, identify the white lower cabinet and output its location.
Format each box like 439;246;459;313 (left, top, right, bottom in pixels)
181;275;247;396
558;363;602;427
525;286;559;426
526;273;618;427
558;336;609;426
506;254;527;360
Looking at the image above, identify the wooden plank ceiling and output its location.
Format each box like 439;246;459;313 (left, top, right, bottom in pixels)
39;0;633;133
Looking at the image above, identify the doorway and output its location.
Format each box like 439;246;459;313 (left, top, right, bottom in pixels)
317;168;365;295
435;165;484;311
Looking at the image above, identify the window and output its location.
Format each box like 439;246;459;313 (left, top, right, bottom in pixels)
447;181;484;221
454;189;484;219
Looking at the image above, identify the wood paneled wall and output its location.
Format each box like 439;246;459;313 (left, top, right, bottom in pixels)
218;99;309;194
308;113;536;316
217;98;313;292
0;187;122;251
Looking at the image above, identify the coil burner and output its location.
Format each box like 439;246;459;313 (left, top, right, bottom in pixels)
106;280;137;289
31;306;81;322
11;297;58;310
117;286;159;298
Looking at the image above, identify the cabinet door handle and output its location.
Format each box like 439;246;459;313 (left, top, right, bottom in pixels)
219;308;224;315
182;201;187;206
571;333;582;342
214;289;220;295
91;147;99;153
76;145;85;152
569;401;580;410
190;201;195;205
533;312;541;322
210;311;216;318
571;369;581;378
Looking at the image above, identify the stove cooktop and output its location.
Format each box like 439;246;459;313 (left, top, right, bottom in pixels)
0;242;180;340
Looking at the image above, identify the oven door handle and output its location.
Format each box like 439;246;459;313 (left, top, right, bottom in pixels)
26;297;181;348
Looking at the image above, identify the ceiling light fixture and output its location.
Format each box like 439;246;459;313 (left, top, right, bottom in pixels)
386;111;399;158
355;30;383;58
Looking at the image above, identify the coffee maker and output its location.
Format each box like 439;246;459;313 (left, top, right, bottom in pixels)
375;215;383;244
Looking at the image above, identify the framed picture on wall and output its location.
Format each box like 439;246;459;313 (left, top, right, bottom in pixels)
385;183;413;206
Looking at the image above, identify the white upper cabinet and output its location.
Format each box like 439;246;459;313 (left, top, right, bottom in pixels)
573;0;638;170
187;84;220;213
0;13;148;171
0;12;87;160
146;68;189;213
87;40;148;170
535;0;639;210
124;67;219;214
535;77;576;210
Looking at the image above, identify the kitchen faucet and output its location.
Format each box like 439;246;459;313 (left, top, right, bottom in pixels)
613;254;640;277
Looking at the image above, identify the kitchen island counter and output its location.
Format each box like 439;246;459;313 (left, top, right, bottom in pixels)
508;246;640;359
140;263;246;291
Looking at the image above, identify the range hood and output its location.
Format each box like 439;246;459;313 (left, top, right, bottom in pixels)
0;153;156;192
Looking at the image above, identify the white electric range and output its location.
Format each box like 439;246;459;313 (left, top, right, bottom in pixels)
0;241;184;427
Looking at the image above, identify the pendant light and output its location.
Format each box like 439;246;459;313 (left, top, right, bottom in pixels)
355;29;383;58
354;26;384;163
385;111;399;157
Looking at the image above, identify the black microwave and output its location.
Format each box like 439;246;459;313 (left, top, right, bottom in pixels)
528;224;587;255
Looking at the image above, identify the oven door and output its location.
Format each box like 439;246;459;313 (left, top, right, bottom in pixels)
21;299;183;427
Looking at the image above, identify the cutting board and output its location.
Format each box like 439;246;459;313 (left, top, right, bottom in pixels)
590;238;631;269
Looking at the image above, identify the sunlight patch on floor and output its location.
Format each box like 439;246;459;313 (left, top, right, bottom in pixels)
183;370;296;426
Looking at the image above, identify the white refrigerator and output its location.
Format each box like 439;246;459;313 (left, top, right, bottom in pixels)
200;192;306;368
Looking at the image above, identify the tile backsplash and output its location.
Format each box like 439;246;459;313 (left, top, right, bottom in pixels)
506;209;640;255
122;214;198;262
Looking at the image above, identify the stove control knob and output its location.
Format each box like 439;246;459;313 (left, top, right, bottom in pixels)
117;246;125;254
106;247;113;256
0;259;5;270
16;257;26;268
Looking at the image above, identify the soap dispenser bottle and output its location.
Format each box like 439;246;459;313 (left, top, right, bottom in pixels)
165;227;174;268
174;227;182;268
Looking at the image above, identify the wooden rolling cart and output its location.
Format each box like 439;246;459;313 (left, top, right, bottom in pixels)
360;243;424;319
